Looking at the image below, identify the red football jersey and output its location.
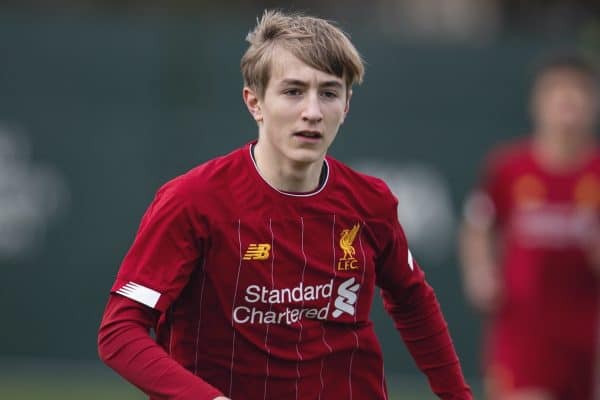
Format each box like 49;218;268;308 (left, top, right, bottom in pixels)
110;142;468;399
469;140;600;346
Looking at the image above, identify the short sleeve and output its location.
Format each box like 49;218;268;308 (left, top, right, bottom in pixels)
111;179;206;312
463;150;508;229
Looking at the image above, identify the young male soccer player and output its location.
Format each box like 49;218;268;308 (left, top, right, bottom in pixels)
460;55;600;400
98;10;472;400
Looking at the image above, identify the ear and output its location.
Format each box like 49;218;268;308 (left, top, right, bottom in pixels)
340;89;352;124
243;87;263;122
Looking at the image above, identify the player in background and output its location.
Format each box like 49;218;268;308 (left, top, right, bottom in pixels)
459;54;600;400
98;10;472;400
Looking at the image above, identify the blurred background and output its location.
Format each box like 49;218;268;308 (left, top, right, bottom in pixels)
1;1;599;399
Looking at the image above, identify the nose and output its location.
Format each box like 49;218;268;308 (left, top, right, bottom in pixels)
301;92;323;123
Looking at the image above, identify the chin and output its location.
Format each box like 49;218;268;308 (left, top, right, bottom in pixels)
556;121;586;133
286;148;326;164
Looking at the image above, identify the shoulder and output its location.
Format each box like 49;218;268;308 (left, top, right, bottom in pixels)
327;157;398;214
483;138;532;175
156;146;247;203
486;138;531;166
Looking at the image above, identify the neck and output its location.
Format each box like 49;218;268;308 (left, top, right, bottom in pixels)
253;141;324;193
533;128;593;171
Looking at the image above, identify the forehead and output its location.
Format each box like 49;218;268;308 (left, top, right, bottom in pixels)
268;47;345;87
536;68;593;89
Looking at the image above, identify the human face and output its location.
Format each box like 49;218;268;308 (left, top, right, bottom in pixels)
532;69;598;136
244;48;350;167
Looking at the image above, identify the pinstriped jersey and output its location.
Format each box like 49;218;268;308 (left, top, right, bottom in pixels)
468;140;600;347
111;142;426;400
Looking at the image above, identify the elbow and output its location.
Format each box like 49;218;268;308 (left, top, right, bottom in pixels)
96;295;158;368
97;312;123;367
97;323;112;365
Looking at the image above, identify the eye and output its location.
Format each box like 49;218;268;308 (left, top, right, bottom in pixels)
321;90;339;99
283;88;302;96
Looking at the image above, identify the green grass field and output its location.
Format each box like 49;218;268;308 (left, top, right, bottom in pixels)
0;360;480;399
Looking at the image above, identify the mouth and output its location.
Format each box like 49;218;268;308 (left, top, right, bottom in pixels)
293;130;323;140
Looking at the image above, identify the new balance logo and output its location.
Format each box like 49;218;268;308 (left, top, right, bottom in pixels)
332;277;360;318
243;243;271;260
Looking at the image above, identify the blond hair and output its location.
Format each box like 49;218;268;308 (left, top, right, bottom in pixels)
241;10;365;98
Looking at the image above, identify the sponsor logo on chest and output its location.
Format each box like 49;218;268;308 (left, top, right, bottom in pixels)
232;277;360;325
234;222;365;325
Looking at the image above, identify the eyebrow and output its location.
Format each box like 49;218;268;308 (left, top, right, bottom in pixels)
279;79;344;89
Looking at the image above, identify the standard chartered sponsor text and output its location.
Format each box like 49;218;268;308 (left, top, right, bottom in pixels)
233;280;333;324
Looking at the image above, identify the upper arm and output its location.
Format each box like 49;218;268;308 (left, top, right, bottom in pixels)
374;194;432;309
111;180;208;312
459;151;507;275
464;149;510;230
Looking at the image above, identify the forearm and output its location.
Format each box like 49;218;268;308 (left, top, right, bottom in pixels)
459;222;497;276
459;222;502;313
98;295;224;400
383;289;472;399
